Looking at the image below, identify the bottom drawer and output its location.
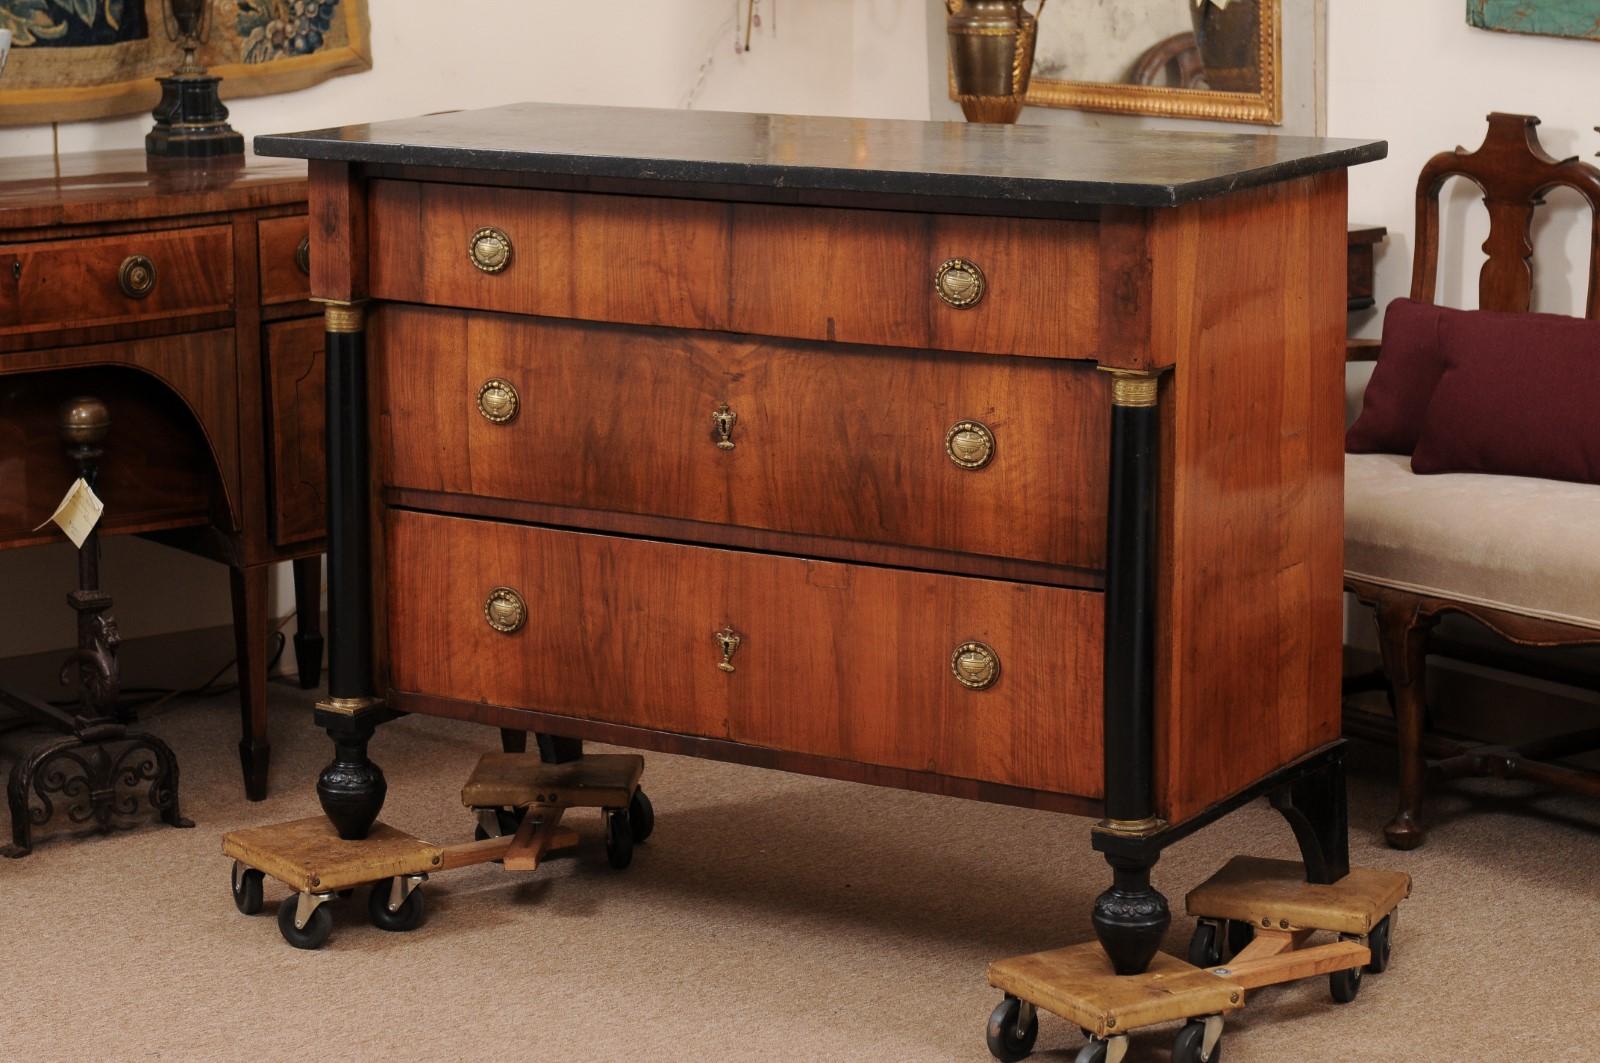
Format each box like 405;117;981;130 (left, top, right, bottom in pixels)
386;510;1105;797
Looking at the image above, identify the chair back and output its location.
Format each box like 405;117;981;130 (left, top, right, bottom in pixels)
1411;112;1600;319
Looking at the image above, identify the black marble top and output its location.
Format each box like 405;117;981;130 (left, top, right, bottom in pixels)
256;102;1385;209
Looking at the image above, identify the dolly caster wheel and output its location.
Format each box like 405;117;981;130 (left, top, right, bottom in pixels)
231;863;264;915
605;808;634;869
367;877;427;932
474;808;526;841
1173;1018;1223;1063
1330;962;1363;1003
1365;915;1393;974
629;788;654;844
1073;1039;1108;1063
985;996;1038;1062
277;895;334;950
1188;919;1253;968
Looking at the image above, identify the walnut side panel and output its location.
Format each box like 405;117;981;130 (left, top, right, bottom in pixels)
1151;172;1348;824
264;317;328;545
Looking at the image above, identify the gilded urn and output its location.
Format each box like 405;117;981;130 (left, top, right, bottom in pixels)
946;0;1048;124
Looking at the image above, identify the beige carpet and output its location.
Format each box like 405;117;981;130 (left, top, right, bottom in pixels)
3;683;1599;1062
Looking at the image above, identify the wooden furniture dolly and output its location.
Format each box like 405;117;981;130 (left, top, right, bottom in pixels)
985;857;1411;1062
222;752;651;949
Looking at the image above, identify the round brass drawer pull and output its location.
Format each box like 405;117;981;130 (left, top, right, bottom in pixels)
469;226;513;274
295;235;311;276
118;254;157;299
477;378;520;425
934;257;985;309
951;641;1000;690
945;420;995;470
484;587;527;634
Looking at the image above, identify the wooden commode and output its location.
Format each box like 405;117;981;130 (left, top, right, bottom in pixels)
255;104;1385;987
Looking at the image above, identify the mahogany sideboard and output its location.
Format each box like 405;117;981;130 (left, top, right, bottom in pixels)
0;150;326;801
258;103;1385;975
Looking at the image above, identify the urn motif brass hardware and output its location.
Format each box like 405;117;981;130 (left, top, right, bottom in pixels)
934;258;986;308
714;627;742;673
951;641;1000;689
945;420;995;470
468;226;513;274
483;587;527;634
712;404;738;450
476;378;521;425
118;254;157;299
295;235;311;276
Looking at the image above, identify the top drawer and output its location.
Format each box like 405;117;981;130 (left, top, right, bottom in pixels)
367;180;1101;360
258;215;311;305
0;225;234;336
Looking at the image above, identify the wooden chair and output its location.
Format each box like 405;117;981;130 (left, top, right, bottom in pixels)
1345;112;1600;849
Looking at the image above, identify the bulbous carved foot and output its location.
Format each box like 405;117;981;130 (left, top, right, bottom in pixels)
1091;855;1170;976
317;717;386;839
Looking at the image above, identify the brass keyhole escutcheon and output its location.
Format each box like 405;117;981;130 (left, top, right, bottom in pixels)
484;587;527;634
477;378;521;425
118;254;157;299
469;226;513;274
714;627;742;673
951;641;1000;690
712;404;738;450
945;420;995;470
295;235;311;276
934;257;985;309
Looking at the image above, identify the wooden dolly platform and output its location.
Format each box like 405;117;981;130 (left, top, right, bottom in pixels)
984;857;1411;1062
221;754;651;949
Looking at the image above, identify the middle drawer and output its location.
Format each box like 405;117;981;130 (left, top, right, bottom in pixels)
378;305;1110;572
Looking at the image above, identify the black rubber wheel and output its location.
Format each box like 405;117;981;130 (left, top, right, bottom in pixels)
629;788;655;844
1073;1040;1108;1063
984;997;1038;1062
1172;1020;1221;1063
473;808;526;841
1187;921;1222;968
1330;964;1362;1004
231;866;265;916
367;880;427;932
1226;918;1255;958
276;898;333;950
1365;916;1392;974
605;808;634;869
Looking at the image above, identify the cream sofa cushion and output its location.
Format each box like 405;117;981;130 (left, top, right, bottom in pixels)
1345;452;1600;628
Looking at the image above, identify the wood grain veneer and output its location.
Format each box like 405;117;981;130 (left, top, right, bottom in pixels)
256;214;311;306
264;316;327;545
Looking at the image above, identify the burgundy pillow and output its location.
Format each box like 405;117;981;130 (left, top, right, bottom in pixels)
1346;298;1446;454
1410;307;1600;484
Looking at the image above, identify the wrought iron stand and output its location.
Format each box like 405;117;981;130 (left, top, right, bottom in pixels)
2;397;193;858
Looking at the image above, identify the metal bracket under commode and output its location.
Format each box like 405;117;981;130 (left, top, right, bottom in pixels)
294;890;335;931
387;873;427;914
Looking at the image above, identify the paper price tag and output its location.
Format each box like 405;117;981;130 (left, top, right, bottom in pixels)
34;477;104;549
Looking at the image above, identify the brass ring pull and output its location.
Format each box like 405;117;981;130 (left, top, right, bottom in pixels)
945;420;995;470
951;641;1000;690
295;235;311;276
469;226;513;273
714;627;742;673
484;587;527;634
477;378;520;425
118;254;157;299
712;404;737;450
934;257;985;308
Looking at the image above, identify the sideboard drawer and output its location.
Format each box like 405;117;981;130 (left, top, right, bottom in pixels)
386;509;1105;797
258;215;311;305
379;305;1110;572
0;225;234;335
368;180;1100;359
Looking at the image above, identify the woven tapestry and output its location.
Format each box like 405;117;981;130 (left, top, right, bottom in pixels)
0;0;370;126
1468;0;1600;41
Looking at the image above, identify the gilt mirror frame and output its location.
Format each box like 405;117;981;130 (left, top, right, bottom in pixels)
950;0;1284;126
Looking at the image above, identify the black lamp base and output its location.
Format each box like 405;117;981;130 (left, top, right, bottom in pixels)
146;73;244;159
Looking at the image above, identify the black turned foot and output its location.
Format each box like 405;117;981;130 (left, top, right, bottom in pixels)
238;737;270;803
1091;854;1170;975
499;728;528;754
536;733;583;764
1270;746;1350;883
317;714;386;839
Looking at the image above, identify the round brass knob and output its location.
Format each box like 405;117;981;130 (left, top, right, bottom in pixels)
295;235;311;276
945;420;995;470
484;587;527;634
934;257;985;309
469;226;513;274
951;641;1000;690
477;378;520;425
118;254;157;299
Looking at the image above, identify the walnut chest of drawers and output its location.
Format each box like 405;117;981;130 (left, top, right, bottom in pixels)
258;103;1384;975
